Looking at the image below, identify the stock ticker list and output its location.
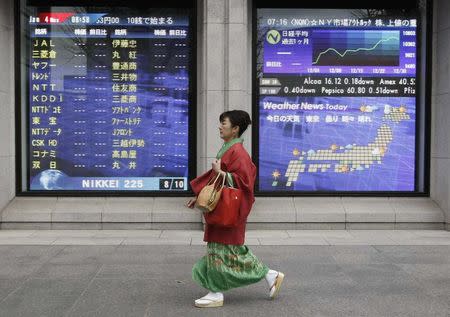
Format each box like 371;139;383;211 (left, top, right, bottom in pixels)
28;9;191;191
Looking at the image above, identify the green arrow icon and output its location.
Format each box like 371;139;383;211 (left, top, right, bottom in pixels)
266;30;281;44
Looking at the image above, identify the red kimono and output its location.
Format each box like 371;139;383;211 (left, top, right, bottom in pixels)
190;143;256;245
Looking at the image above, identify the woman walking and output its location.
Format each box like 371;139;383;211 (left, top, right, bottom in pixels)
187;110;285;308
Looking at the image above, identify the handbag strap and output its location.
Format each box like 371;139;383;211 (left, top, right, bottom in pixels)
206;172;221;186
207;173;226;205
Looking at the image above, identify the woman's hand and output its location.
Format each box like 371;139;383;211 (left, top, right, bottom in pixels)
212;159;225;176
186;197;197;209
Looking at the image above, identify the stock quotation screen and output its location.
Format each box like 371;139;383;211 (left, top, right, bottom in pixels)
26;6;193;192
256;9;418;192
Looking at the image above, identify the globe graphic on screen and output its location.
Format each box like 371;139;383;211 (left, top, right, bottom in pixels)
38;169;66;190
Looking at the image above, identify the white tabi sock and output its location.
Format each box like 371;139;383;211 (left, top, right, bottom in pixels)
265;269;278;287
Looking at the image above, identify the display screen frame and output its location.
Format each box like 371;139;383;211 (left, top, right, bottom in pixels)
15;0;198;196
252;0;432;196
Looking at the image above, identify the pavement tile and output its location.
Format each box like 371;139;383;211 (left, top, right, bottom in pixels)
259;237;329;245
245;230;289;238
373;245;450;253
190;237;207;246
93;230;162;238
0;230;36;238
380;252;450;264
0;263;41;280
326;245;380;254
51;237;125;245
244;238;261;245
331;251;393;265
0;237;58;245
65;279;159;317
0;245;64;265
95;263;191;280
388;237;450;245
159;230;203;238
409;230;450;238
121;237;191;245
340;263;429;296
396;263;450;297
0;243;448;316
397;263;450;279
32;263;102;281
93;246;205;265
0;230;449;246
0;278;88;317
287;229;353;238
47;246;119;264
370;293;450;317
0;278;27;302
29;230;97;238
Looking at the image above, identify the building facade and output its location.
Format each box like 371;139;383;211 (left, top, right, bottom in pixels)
0;0;449;230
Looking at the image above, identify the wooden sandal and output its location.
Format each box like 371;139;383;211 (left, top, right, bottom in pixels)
194;295;224;308
269;272;285;299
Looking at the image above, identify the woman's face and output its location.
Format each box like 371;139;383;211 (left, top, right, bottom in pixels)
219;117;239;141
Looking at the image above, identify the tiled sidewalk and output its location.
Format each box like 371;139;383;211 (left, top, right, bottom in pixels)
0;241;449;316
0;229;449;245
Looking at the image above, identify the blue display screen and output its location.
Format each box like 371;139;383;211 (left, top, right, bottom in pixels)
27;7;192;191
257;9;418;192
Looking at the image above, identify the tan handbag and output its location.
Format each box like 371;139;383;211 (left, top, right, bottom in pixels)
195;173;225;212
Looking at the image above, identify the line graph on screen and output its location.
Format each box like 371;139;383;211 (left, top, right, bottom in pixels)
312;30;400;66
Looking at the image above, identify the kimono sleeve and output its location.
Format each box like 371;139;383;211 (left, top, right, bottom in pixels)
189;169;215;196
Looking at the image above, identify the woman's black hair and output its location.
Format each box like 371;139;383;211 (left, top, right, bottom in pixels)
219;110;252;137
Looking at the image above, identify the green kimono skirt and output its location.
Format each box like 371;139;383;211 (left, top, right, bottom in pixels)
192;242;269;292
